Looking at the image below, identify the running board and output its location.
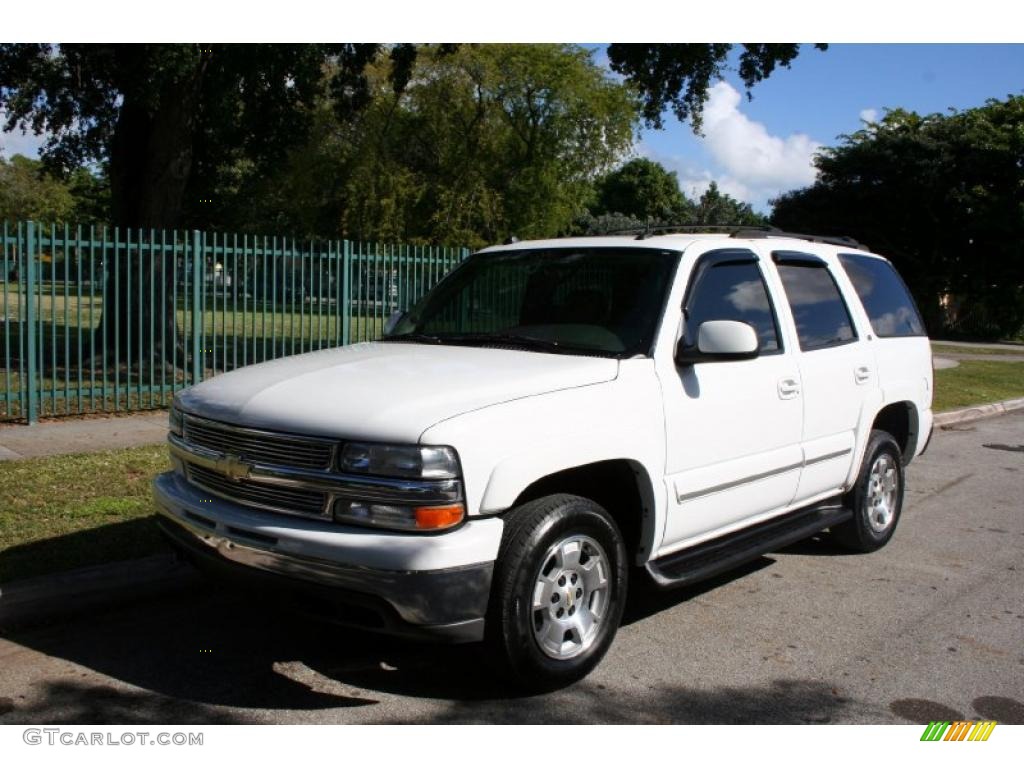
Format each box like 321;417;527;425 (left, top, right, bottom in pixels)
646;500;852;589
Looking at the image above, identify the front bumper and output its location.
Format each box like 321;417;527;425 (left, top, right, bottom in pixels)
153;472;502;642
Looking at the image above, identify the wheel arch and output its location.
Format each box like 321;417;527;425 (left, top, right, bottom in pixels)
871;400;921;463
488;458;659;566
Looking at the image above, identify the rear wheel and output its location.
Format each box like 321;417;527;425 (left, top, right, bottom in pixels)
486;494;627;691
832;430;905;552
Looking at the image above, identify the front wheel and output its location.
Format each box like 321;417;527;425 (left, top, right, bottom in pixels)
486;494;628;691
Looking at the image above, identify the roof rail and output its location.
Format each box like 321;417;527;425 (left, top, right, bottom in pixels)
736;229;867;250
606;224;777;239
601;223;866;250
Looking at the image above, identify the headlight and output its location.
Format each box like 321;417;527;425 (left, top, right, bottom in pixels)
338;443;460;479
169;405;183;436
333;500;465;531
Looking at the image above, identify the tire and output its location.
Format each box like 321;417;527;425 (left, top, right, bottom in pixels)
486;494;628;691
832;430;905;552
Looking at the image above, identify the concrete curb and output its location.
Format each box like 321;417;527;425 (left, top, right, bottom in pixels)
934;397;1024;428
0;553;200;630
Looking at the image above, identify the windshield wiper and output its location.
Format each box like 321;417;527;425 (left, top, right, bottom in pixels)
379;333;444;344
384;331;601;355
440;332;574;354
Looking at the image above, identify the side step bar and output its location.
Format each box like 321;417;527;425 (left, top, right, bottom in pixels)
646;500;852;589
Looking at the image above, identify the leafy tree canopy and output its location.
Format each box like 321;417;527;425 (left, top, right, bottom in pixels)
692;181;764;227
579;160;764;234
0;154;74;222
607;44;828;130
232;44;638;248
771;96;1024;337
590;158;692;221
0;44;412;227
0;154;106;223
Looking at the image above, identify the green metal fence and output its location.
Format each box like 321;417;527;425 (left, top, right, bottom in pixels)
1;221;468;423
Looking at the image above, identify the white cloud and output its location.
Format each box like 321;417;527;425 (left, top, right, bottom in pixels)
859;108;879;124
698;81;820;196
642;81;823;212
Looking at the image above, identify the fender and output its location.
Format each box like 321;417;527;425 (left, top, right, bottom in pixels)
419;360;669;562
480;439;663;562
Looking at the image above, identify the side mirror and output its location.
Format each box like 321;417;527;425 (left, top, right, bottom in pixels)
676;320;759;365
383;310;406;336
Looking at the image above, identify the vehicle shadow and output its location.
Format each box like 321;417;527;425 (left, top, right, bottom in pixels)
1;548;861;724
0;557;769;720
0;517;166;584
775;532;858;557
621;556;774;626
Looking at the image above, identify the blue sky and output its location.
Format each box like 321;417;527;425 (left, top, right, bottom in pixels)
627;44;1024;211
3;44;1022;213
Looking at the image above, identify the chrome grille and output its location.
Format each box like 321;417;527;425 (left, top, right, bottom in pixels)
182;415;334;470
187;464;329;519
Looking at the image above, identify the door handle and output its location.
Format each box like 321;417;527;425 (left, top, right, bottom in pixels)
854;365;872;384
778;377;801;399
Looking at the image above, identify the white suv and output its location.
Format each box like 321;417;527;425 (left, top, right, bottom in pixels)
154;229;934;689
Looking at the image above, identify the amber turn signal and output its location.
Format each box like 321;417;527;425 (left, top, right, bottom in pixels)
414;503;465;530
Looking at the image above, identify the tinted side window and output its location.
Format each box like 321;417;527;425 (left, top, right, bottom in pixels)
839;253;926;337
686;259;781;353
776;263;857;351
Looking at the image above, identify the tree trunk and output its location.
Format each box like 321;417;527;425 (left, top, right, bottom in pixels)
97;48;208;382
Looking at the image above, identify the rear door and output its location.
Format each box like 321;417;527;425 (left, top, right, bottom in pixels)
770;251;877;502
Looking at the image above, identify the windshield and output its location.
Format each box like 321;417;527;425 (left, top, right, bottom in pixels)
388;247;680;357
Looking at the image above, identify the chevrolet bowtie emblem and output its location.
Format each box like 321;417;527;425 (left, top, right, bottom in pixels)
218;453;252;481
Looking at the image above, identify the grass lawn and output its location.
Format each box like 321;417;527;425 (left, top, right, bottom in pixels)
933;360;1024;412
0;445;169;583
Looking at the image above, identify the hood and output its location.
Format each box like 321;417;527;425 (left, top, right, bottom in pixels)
175;342;619;442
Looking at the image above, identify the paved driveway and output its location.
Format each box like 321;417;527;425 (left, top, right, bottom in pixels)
1;413;1022;724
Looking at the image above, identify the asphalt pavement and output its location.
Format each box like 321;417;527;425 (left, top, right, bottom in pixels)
0;412;1021;724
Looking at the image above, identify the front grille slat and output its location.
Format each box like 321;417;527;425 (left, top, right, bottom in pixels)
182;415;334;470
180;414;335;519
188;464;329;519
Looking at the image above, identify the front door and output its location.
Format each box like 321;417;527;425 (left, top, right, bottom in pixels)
658;248;804;553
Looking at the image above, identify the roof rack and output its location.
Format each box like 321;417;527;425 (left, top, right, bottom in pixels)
606;223;866;251
607;224;775;238
736;228;867;250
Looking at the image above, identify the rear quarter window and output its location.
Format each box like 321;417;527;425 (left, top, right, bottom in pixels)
838;254;926;338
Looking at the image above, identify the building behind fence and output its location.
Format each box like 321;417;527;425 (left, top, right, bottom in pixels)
1;221;468;423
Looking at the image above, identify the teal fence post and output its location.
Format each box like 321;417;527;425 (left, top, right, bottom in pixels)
25;221;39;424
341;240;352;345
191;230;203;385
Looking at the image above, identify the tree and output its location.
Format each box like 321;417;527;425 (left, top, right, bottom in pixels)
0;43;408;365
0;154;75;222
692;182;765;227
0;154;106;223
590;158;693;222
771;97;1024;337
235;44;637;248
578;167;765;234
607;44;828;129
